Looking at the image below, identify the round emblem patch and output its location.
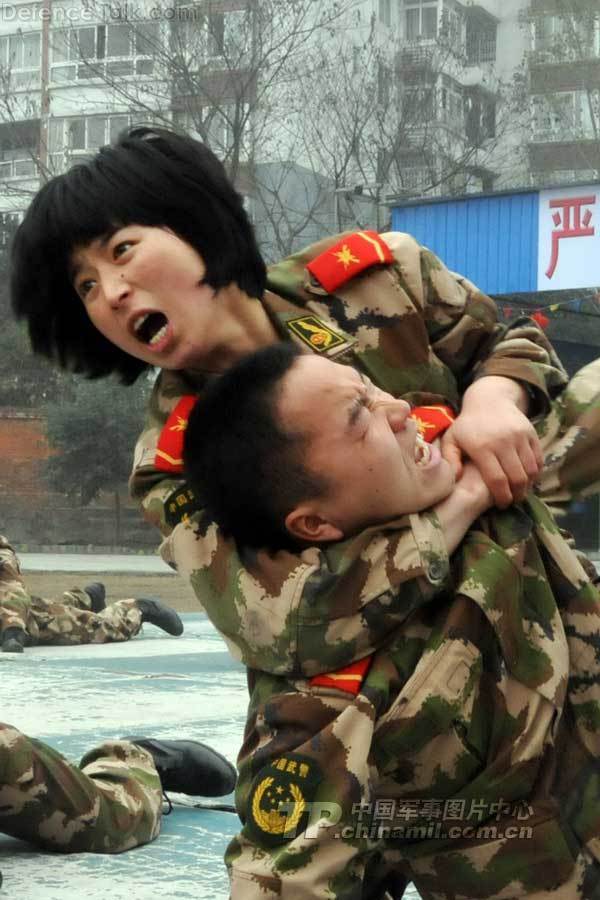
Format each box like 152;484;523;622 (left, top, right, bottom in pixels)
244;754;322;847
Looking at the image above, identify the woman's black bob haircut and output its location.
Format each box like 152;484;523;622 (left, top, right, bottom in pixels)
10;126;267;383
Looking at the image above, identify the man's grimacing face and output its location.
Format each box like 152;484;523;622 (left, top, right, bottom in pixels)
277;355;456;540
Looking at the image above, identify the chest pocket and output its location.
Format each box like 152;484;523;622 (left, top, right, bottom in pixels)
372;639;482;791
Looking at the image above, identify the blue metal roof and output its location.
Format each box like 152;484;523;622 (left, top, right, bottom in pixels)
391;192;539;294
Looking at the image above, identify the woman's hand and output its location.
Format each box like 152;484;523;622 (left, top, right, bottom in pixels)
441;376;543;508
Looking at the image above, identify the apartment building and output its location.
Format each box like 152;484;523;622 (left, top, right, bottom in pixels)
0;0;597;233
524;0;600;186
0;0;254;236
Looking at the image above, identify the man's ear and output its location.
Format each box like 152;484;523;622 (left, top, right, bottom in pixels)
285;506;344;543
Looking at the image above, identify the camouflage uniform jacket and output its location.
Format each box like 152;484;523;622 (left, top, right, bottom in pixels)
130;231;568;677
226;494;600;897
130;232;599;896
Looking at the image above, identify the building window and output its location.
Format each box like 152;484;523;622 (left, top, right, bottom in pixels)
50;22;159;83
172;6;250;69
378;62;391;107
0;147;38;182
466;21;496;64
0;32;41;89
379;0;391;27
465;90;496;144
404;0;438;41
403;86;435;121
400;164;431;194
47;114;139;171
531;91;587;141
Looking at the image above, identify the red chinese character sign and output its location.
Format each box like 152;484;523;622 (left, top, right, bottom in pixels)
538;187;598;290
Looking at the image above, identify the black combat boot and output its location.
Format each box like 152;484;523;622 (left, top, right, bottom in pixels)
124;737;236;796
1;627;26;653
84;582;106;612
135;598;183;636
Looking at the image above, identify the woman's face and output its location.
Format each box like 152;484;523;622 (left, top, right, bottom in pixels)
70;225;229;370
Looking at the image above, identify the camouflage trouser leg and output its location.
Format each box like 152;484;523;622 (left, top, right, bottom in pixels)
0;534;97;637
538;357;600;509
29;597;143;646
0;722;162;853
0;534;35;633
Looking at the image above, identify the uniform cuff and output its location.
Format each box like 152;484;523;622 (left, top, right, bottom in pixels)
409;510;449;585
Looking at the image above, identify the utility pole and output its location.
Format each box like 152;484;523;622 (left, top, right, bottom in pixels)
39;0;51;182
334;183;383;232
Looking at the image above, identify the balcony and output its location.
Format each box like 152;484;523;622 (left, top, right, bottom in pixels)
398;42;438;71
528;138;600;172
529;56;600;93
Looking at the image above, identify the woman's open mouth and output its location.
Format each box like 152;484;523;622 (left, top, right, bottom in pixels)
132;312;169;347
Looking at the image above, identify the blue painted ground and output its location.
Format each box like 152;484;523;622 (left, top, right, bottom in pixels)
0;614;245;900
0;613;421;900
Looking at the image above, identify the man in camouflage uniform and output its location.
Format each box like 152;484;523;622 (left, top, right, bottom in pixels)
127;230;600;898
0;534;183;652
183;343;600;899
0;725;237;860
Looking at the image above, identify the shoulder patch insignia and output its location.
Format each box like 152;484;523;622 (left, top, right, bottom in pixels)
244;754;322;847
306;230;393;293
155;395;197;474
409;405;455;443
286;315;346;354
309;656;372;696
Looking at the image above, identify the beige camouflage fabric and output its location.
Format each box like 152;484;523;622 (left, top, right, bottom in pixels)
130;232;600;898
0;536;143;645
0;723;162;852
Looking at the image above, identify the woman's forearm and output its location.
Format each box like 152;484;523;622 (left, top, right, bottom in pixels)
434;478;491;556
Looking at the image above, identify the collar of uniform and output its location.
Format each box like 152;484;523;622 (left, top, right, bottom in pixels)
164;365;210;396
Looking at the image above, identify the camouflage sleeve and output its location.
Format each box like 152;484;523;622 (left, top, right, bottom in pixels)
161;510;449;676
129;370;199;544
382;232;568;414
129;364;453;677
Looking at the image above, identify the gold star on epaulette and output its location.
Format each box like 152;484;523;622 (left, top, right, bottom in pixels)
334;244;360;269
169;416;188;433
413;417;437;436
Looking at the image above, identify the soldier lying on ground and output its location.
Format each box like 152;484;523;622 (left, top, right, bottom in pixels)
183;342;600;900
0;725;236;868
0;535;183;652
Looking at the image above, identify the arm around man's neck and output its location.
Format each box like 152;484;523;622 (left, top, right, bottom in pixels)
433;462;494;557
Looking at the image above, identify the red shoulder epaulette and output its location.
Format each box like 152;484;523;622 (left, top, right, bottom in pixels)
409;405;455;443
309;655;372;696
306;231;393;293
154;395;197;474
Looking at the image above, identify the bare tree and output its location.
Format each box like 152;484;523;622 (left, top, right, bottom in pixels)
295;10;522;208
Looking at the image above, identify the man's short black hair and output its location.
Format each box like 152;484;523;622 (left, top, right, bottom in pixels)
184;343;328;551
10;126;267;383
